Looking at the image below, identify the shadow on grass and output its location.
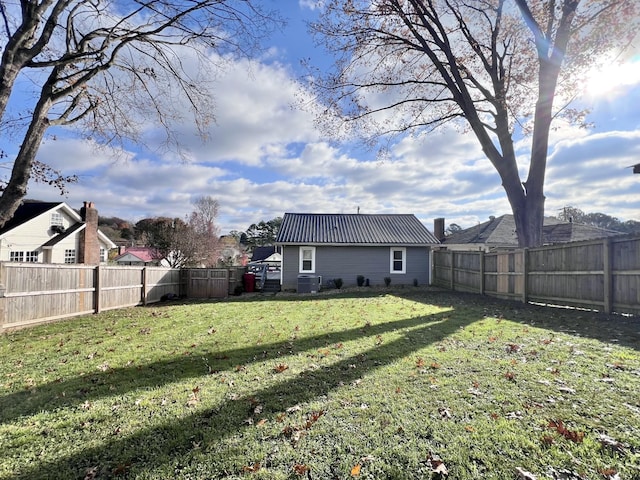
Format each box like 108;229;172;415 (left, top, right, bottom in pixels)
6;306;475;479
0;294;453;424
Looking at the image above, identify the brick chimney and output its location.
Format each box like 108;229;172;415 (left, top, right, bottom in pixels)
78;201;100;264
434;217;445;242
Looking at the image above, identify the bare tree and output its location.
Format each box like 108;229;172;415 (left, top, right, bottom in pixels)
189;195;221;267
135;196;221;267
310;0;638;247
0;0;281;227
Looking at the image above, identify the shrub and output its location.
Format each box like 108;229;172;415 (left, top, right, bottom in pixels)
384;277;391;287
413;278;419;287
365;278;370;287
333;278;343;289
356;275;365;287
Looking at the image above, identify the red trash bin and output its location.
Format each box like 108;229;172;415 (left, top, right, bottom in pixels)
243;273;256;292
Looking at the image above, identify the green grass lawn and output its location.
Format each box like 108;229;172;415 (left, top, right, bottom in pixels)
1;288;639;479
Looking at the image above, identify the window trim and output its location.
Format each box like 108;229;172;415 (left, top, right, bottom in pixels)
25;251;39;263
299;246;316;273
64;249;76;264
9;251;24;262
51;212;63;226
390;247;406;274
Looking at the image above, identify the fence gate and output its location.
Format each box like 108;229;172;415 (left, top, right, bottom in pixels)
183;269;229;298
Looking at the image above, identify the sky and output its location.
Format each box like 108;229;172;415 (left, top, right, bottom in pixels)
15;1;640;234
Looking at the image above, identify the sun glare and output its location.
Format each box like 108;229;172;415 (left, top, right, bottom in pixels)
584;57;640;98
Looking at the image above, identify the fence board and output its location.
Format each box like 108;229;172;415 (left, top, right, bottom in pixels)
0;264;242;331
433;235;640;316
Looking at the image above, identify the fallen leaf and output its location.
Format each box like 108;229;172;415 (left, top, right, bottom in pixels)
558;386;576;394
425;453;448;476
293;464;310;476
242;462;261;473
506;343;522;353
84;467;98;480
548;420;584;443
597;434;626;453
274;363;289;373
438;407;452;419
350;464;361;476
515;467;537;479
112;463;131;476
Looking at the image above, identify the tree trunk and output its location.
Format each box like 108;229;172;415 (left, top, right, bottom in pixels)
0;99;51;227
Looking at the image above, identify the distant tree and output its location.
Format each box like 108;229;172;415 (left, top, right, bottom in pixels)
245;217;282;247
0;0;281;228
135;217;187;267
620;220;640;235
310;0;637;247
554;206;640;234
188;195;221;267
227;230;249;245
135;196;222;267
556;206;586;223
445;223;462;236
97;225;122;244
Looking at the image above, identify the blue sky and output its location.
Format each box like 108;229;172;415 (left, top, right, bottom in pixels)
19;1;640;234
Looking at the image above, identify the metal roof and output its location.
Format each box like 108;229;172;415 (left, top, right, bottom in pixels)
276;213;439;245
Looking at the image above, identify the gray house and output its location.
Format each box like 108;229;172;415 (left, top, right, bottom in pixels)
435;214;622;251
275;213;440;291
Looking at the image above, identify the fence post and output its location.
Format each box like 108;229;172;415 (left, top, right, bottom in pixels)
0;262;5;331
479;251;485;295
141;267;148;306
94;265;101;313
603;239;613;314
449;251;455;291
522;248;529;305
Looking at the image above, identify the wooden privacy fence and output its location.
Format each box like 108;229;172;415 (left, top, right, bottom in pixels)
432;235;640;316
0;264;246;331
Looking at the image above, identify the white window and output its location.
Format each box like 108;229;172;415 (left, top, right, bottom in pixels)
51;212;63;226
390;247;406;274
100;248;106;262
25;251;39;263
9;251;23;262
64;249;76;264
299;246;316;273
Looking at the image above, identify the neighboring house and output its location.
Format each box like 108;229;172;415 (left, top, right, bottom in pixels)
435;215;622;251
275;213;440;291
250;246;281;266
0;201;116;264
113;246;164;266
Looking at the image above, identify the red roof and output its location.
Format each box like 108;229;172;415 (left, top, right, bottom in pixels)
115;247;160;263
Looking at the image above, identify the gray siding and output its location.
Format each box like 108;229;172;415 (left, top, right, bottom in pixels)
281;245;431;291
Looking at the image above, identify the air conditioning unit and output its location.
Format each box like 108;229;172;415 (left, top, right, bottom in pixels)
297;275;322;293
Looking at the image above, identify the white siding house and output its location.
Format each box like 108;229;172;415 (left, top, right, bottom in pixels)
0;202;115;264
